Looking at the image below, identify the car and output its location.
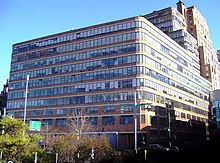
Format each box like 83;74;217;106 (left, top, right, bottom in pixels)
148;144;169;151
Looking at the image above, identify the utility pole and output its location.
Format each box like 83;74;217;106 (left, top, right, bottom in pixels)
34;152;37;163
134;93;138;154
23;75;29;136
166;100;172;148
120;91;152;154
0;107;6;160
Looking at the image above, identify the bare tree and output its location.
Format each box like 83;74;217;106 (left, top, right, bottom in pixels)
68;112;97;139
46;112;107;162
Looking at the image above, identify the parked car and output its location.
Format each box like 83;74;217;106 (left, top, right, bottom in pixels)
148;144;169;151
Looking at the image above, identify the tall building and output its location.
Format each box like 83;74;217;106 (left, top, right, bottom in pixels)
183;2;220;90
144;1;220;90
0;82;8;117
143;6;200;74
210;90;220;142
210;90;220;128
7;3;212;148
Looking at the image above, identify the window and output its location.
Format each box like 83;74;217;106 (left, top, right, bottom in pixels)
56;108;67;115
8;112;16;118
56;118;66;126
86;106;98;114
30;110;40;117
43;109;53;116
206;72;209;78
181;112;186;118
175;111;180;117
102;105;115;113
205;66;209;71
192;115;196;120
120;115;133;124
70;108;82;115
120;105;133;112
18;111;24;117
42;119;53;126
102;116;115;125
86;117;98;125
141;114;145;124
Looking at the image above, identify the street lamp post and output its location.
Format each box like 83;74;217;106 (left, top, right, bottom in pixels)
0;80;5;160
133;94;138;154
166;100;172;148
23;75;29;136
120;91;152;154
0;107;6;160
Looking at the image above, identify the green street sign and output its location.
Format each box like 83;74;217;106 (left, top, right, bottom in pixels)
29;120;41;131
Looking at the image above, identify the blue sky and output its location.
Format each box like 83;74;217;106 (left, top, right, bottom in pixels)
0;0;219;91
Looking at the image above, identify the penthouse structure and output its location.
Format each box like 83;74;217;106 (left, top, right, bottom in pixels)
145;0;220;90
7;3;212;149
143;6;200;74
181;1;220;90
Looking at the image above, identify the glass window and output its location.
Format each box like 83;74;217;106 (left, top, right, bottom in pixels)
86;106;98;114
120;105;133;112
56;108;67;115
42;119;53;126
70;108;82;115
30;110;40;117
43;109;53;116
102;116;115;125
187;114;191;119
56;118;66;126
120;115;133;124
18;111;24;117
86;117;98;125
127;22;131;29
181;112;186;118
122;23;127;29
141;114;145;124
102;105;115;113
114;24;118;31
8;112;16;118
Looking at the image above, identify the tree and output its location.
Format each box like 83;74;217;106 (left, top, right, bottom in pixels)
0;116;44;163
69;111;96;138
89;134;115;162
68;112;114;162
47;133;114;163
46;113;114;162
48;134;80;162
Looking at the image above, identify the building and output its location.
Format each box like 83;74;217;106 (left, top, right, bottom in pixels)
143;6;200;75
210;90;220;142
210;90;220;128
184;3;219;90
177;0;219;90
7;2;212;149
144;1;220;90
0;82;8;118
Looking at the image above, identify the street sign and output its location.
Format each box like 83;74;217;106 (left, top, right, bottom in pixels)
29;120;41;131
